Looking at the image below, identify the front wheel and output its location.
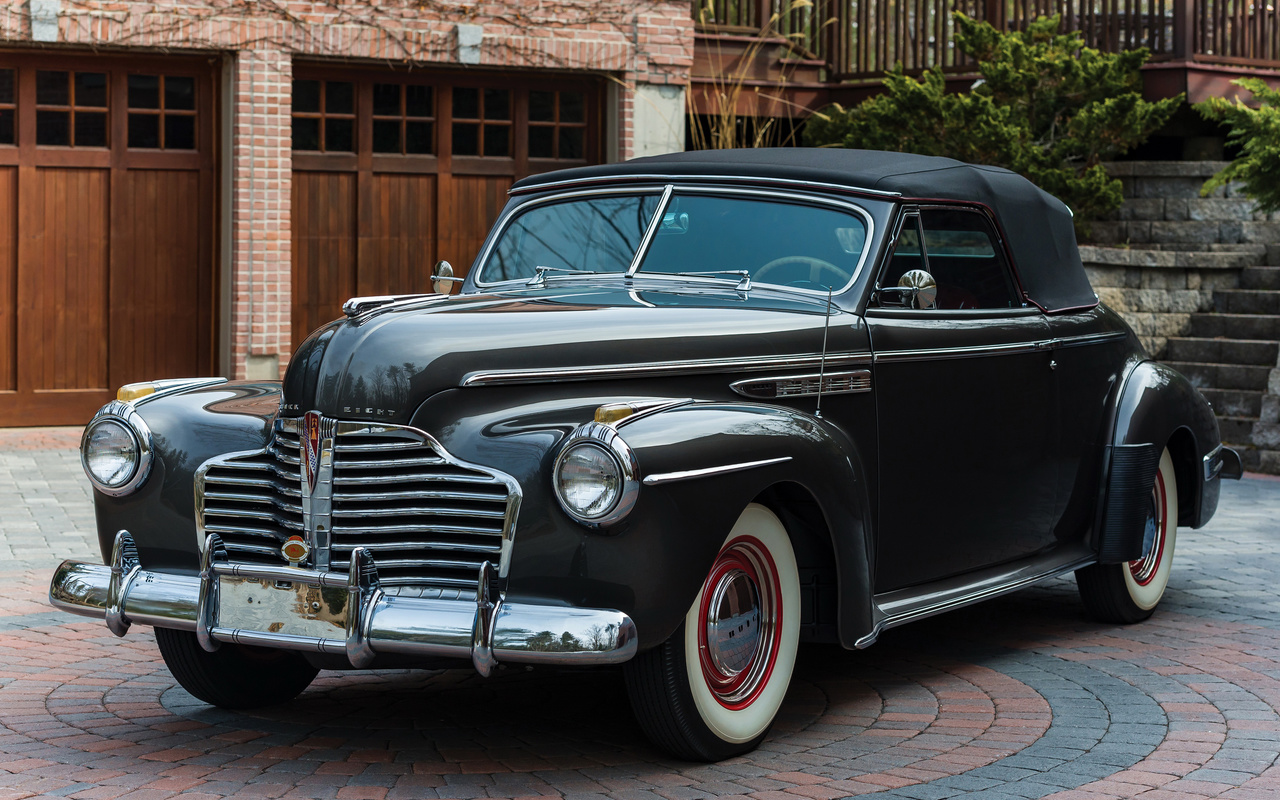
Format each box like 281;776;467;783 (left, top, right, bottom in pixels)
155;627;319;709
1076;447;1178;624
624;504;801;761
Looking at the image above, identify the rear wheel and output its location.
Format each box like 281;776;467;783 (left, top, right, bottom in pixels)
625;504;801;761
1076;447;1178;624
155;627;319;709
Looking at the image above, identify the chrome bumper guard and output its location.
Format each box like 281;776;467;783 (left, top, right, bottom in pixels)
49;531;638;675
1204;444;1244;482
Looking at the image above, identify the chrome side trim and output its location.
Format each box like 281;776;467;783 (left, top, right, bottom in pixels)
130;377;229;407
1038;331;1128;350
643;456;793;486
873;342;1037;364
856;546;1095;648
731;370;871;400
509;172;903;199
462;352;873;387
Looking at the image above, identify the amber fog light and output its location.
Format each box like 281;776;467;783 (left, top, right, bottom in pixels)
553;422;640;529
81;403;154;497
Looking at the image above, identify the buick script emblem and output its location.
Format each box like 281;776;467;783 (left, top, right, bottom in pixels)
303;411;322;494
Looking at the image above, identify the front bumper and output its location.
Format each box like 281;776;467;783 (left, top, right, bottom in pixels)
49;531;637;675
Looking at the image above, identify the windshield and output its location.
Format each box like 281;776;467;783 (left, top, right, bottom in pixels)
481;193;662;283
477;189;870;292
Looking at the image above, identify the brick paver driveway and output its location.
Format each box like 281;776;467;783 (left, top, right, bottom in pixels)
1;428;1279;800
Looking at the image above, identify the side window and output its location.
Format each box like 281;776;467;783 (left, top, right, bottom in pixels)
919;209;1020;310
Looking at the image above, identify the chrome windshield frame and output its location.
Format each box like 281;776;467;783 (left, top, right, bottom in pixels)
472;183;877;297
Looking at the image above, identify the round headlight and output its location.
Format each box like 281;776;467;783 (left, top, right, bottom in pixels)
552;422;640;529
81;403;153;496
556;443;623;519
83;419;139;488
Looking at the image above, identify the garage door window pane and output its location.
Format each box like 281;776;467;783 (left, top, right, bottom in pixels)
405;85;432;117
560;92;585;123
293;117;320;151
484;125;509;157
373;119;400;153
75;73;108;108
128;114;160;148
529;91;554;122
293;80;320;113
529;126;553;158
452;123;478;156
165;115;195;150
128;75;160;109
0;110;12;146
36;71;68;106
325;118;354;152
373;84;400;116
326;82;354;115
405;121;432;154
0;70;13;146
453;88;478;120
0;70;13;105
36;110;69;146
559;127;583;160
165;76;195;110
484;89;510;120
75;112;107;147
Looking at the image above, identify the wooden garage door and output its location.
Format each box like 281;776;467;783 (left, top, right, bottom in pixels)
290;66;605;346
0;54;217;427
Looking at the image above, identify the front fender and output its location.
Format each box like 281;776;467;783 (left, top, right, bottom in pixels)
90;382;282;572
414;388;873;651
1110;360;1223;532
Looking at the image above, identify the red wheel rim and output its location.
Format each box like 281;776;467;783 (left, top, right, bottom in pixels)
696;535;783;710
1129;469;1168;586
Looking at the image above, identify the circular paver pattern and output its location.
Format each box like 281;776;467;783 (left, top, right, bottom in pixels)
1;435;1279;800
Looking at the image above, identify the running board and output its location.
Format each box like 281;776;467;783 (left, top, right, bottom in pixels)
856;545;1096;648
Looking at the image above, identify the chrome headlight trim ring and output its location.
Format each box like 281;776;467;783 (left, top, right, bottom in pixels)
81;400;155;497
552;421;640;530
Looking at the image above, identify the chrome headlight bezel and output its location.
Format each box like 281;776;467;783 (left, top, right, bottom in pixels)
553;421;640;529
81;401;154;497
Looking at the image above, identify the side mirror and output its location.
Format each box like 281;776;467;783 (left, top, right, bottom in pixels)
898;269;937;309
432;260;463;295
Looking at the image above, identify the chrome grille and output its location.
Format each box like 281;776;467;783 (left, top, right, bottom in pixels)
196;419;519;591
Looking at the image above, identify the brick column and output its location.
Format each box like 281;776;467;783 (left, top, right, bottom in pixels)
230;47;292;380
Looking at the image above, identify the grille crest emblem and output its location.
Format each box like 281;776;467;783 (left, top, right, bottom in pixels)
281;535;310;567
303;411;322;494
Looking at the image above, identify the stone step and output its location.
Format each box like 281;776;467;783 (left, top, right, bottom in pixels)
1218;416;1258;445
1163;337;1280;366
1130;243;1269;255
1116;197;1262;223
1165;361;1273;391
1200;388;1265;418
1190;313;1280;340
1079;245;1264;270
1214;289;1280;315
1241;267;1280;290
1085;220;1280;248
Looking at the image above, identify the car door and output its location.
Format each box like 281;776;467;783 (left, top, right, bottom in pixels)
866;206;1059;592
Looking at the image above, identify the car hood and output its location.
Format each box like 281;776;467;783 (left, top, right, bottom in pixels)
282;283;853;425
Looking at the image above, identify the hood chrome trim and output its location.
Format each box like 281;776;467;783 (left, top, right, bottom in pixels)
461;352;873;388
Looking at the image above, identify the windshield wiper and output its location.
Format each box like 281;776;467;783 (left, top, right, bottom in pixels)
637;269;752;291
526;266;600;286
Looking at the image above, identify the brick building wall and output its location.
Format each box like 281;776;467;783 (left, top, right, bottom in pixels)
0;1;694;380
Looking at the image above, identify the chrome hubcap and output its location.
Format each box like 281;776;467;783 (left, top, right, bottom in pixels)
697;536;781;709
1129;472;1166;586
705;569;762;678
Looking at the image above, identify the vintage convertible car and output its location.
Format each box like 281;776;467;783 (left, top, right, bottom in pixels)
50;149;1242;761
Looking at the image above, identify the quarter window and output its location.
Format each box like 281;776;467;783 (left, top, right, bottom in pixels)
880;209;1020;310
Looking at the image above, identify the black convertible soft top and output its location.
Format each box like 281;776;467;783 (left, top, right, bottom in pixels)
513;148;1098;313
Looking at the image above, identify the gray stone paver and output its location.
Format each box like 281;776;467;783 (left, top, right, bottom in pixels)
1;437;1279;800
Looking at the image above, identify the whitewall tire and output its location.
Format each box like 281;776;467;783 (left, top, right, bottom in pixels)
625;503;801;760
1077;447;1178;623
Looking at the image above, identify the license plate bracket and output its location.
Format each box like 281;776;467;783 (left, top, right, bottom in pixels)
217;576;349;640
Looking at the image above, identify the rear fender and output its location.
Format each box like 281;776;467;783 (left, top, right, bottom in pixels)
1100;361;1222;559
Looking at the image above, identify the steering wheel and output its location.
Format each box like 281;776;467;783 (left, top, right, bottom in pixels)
754;256;851;290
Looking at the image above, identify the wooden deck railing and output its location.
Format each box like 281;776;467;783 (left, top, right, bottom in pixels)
693;0;1280;81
